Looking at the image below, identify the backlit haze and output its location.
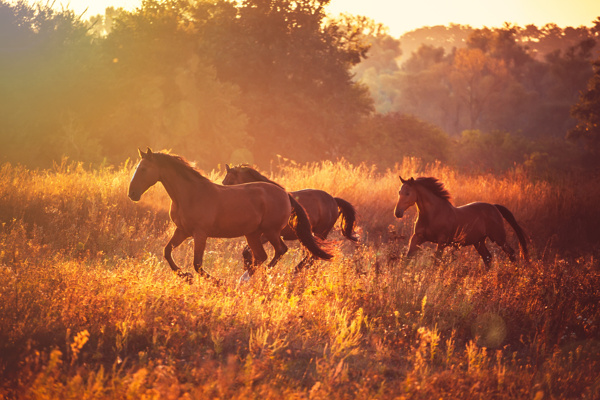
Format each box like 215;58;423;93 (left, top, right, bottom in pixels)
35;0;600;37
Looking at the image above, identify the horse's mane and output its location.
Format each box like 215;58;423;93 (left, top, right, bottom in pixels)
231;164;284;189
414;177;452;202
152;152;210;182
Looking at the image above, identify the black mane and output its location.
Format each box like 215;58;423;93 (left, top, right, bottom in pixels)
231;165;284;189
414;177;452;202
152;152;210;182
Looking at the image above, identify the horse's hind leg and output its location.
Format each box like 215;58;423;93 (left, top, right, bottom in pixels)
500;243;517;262
474;240;492;268
490;231;517;262
241;234;269;270
293;231;323;272
264;232;288;269
294;255;315;273
242;246;253;270
245;233;268;275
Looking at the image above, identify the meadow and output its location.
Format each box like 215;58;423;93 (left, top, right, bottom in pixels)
0;158;599;399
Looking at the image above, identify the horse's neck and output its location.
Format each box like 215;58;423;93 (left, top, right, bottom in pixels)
255;173;276;185
415;186;452;218
159;167;213;203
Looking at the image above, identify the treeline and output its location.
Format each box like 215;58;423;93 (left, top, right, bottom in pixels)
0;0;372;169
354;22;600;172
1;0;599;174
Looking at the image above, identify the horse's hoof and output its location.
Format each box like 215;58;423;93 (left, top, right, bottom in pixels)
238;271;251;285
177;271;194;284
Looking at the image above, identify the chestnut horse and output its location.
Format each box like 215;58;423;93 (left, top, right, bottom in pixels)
222;164;358;270
394;177;528;267
128;149;332;282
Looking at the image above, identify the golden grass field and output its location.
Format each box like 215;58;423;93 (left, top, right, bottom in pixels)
1;158;599;399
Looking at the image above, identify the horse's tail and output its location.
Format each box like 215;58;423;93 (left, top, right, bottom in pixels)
334;197;359;242
495;204;529;262
288;194;333;260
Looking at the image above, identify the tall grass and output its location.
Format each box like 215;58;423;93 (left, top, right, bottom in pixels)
0;159;599;399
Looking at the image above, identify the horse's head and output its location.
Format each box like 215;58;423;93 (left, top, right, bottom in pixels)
128;148;160;202
394;176;417;218
222;165;251;185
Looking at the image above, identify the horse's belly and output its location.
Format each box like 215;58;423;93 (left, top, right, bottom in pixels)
205;214;266;238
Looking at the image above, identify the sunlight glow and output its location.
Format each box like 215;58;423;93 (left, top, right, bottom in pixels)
47;0;141;18
14;0;600;37
327;0;600;36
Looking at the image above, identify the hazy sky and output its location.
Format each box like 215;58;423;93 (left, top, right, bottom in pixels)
34;0;600;37
328;0;600;36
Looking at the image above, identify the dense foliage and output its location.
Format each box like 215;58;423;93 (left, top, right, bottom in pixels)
356;22;600;137
569;57;600;157
354;22;600;169
0;0;373;168
1;1;600;172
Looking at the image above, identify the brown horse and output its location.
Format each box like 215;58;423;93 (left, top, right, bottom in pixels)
128;149;332;282
394;177;529;267
222;164;358;270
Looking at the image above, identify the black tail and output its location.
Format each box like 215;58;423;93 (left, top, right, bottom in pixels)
288;194;333;260
495;204;529;262
334;197;359;242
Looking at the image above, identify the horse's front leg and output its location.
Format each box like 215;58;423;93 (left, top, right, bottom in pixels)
193;232;220;285
406;233;425;259
164;227;190;279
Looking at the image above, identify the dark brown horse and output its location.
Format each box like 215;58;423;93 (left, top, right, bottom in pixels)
394;177;529;267
128;149;332;282
222;164;358;270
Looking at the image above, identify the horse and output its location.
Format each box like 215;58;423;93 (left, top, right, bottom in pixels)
222;164;358;270
393;176;529;268
128;148;332;283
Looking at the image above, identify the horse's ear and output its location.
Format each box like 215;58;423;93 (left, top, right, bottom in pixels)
409;177;415;183
225;164;231;172
139;147;154;159
399;176;407;183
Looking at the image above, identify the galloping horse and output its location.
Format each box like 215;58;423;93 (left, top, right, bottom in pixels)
222;164;358;270
128;149;332;282
394;177;529;267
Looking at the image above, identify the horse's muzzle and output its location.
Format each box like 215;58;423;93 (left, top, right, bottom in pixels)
128;191;141;202
394;208;404;218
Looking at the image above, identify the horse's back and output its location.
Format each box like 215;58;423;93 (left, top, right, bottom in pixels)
220;181;290;211
456;202;506;242
208;182;291;237
458;201;501;216
456;202;504;222
292;189;339;234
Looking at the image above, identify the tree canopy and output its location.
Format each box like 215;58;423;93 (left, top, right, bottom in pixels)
569;57;600;156
0;0;373;168
1;1;599;173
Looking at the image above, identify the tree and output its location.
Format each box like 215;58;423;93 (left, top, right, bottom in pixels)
449;48;509;130
568;57;600;156
0;1;102;165
198;0;374;164
98;0;251;167
348;112;451;168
